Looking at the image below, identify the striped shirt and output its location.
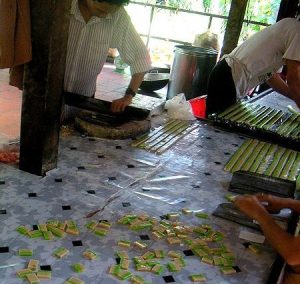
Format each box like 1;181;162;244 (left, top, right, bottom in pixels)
64;0;151;97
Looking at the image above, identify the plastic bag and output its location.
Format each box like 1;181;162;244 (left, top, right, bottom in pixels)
165;93;196;120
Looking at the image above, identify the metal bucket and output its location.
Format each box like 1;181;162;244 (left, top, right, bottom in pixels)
167;45;218;100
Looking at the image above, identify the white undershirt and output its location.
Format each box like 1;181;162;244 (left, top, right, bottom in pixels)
224;18;300;98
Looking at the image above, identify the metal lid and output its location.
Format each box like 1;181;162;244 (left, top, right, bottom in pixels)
174;45;218;57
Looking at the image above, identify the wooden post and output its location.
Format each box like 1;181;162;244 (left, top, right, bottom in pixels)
20;0;71;175
220;0;249;57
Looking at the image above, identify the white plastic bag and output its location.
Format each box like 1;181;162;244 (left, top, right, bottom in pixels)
165;93;196;120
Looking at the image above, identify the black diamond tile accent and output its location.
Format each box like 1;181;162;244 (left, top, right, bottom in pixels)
0;247;9;253
214;130;221;133
204;172;211;176
62;205;71;210
239;136;245;140
108;177;116;181
142;188;150;192
233;266;242;272
40;265;52;271
139;235;150;240
214;161;221;165
115;257;121;264
32;225;38;230
0;210;6;214
206;136;211;139
160;215;167;220
28;193;37;197
98;155;105;158
163;275;175;283
122;202;131;207
224;152;231;155
116;145;122;149
0;181;5;185
183;249;194;256
69;147;77;150
99;219;108;223
72;240;83;246
242;242;251;248
87;190;96;194
232;143;239;147
55;178;63;182
89;138;96;141
77;166;85;170
127;164;135;168
192;185;200;189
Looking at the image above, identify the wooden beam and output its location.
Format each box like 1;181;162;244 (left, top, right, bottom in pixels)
20;0;71;175
220;0;249;57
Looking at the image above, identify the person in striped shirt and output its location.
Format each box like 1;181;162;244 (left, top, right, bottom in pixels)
64;0;151;118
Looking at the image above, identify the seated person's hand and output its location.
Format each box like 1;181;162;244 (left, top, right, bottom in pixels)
111;95;133;113
255;193;286;214
234;195;268;221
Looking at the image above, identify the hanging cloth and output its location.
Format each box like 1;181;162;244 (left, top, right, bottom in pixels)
0;0;32;89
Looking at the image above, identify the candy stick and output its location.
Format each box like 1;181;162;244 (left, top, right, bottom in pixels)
28;259;39;272
16;268;32;279
71;263;85;273
36;270;52;280
190;274;207;282
26;273;40;284
287;153;300;181
151;264;164;275
223;139;253;172
279;150;297;180
83;249;97;260
64;277;84;284
18;249;33;257
264;147;285;176
53;247;69;258
217;102;245;119
230;139;259;172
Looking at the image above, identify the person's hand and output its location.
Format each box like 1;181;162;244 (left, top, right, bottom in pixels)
234;195;268;221
110;95;133;113
255;193;286;214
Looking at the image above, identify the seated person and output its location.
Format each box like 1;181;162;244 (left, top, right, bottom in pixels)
234;194;300;283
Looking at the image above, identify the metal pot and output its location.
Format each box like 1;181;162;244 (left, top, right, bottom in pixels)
167;45;218;100
139;72;170;92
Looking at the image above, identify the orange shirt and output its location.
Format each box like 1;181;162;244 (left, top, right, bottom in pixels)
0;0;31;68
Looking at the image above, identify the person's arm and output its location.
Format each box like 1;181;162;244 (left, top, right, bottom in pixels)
285;59;300;108
110;8;151;113
267;60;300;108
255;194;300;214
110;72;145;113
234;195;300;268
266;73;289;97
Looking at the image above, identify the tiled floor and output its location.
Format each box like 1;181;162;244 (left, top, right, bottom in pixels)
0;64;132;146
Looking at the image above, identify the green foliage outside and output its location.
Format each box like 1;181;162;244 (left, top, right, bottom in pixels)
128;0;282;65
133;0;281;39
240;0;281;41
